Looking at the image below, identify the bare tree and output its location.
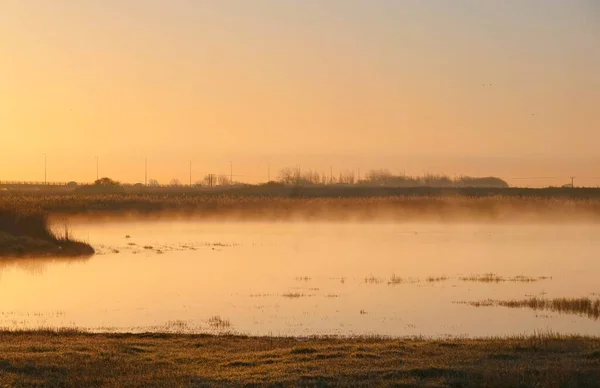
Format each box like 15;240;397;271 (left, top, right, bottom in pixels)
148;179;160;187
217;174;231;186
203;174;215;187
278;168;300;184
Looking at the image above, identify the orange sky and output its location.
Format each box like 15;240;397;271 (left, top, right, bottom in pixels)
1;0;599;187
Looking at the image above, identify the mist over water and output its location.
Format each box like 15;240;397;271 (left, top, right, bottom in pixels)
1;219;599;337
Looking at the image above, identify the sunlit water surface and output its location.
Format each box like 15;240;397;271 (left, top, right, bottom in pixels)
1;221;599;337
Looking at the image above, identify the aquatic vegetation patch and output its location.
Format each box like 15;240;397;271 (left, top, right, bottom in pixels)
282;292;314;299
364;275;383;284
207;316;232;330
459;273;551;283
460;297;600;320
425;276;449;282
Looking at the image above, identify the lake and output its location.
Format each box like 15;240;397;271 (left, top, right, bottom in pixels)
1;220;599;337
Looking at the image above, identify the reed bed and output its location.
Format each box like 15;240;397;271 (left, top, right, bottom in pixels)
2;193;600;221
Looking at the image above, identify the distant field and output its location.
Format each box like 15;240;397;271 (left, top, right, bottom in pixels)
0;331;598;387
1;191;600;221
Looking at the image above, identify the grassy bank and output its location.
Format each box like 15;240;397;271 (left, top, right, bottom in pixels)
0;207;94;257
0;331;598;387
2;193;600;222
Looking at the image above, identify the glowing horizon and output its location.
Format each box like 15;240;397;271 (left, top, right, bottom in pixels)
1;0;599;187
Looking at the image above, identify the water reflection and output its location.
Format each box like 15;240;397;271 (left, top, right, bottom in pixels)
1;221;600;337
0;256;91;277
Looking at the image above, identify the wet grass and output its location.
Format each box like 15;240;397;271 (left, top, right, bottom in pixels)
0;330;599;387
462;297;600;320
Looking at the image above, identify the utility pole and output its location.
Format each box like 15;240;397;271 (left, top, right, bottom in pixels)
43;153;47;185
229;161;233;185
329;166;333;184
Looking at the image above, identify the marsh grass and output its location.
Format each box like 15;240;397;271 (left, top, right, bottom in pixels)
459;273;551;283
5;193;600;222
426;276;449;282
282;292;313;299
463;297;600;320
364;275;383;284
388;274;404;285
207;316;232;330
0;206;93;257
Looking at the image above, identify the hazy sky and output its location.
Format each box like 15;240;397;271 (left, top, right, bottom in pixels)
1;0;599;186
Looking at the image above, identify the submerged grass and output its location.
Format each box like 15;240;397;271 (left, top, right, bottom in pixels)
0;330;599;387
459;273;551;283
364;275;383;284
425;276;449;282
462;297;600;320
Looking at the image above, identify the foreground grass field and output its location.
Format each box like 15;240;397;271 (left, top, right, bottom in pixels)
1;331;599;387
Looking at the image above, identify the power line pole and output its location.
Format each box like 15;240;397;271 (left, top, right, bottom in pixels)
42;153;47;185
330;166;333;184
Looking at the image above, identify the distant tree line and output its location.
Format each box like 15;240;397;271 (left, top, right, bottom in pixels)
277;168;509;188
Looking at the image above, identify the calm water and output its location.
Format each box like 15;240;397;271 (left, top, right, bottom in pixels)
1;221;599;337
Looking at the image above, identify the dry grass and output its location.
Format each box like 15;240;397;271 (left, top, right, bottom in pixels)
0;330;599;387
462;297;600;320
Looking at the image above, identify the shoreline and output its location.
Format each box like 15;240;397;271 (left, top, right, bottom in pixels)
0;207;95;258
0;330;599;386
